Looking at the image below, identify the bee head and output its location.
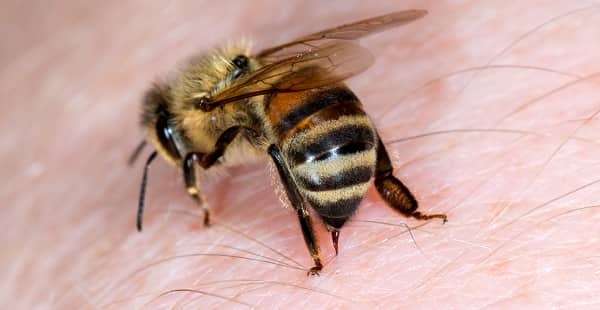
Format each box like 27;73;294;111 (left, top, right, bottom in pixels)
140;84;188;165
170;42;257;111
139;42;257;165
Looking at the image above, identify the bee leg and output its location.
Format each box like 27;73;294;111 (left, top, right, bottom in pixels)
200;126;246;169
183;152;211;226
374;134;447;223
184;127;256;226
268;144;323;276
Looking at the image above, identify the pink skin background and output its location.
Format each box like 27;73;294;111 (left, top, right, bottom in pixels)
3;0;600;308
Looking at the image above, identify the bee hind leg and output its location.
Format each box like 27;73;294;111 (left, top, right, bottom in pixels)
374;134;447;223
268;144;323;276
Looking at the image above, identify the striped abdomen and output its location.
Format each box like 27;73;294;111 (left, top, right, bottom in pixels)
267;86;377;229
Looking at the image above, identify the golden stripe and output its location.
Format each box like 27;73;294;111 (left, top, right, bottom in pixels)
293;148;376;180
302;182;370;204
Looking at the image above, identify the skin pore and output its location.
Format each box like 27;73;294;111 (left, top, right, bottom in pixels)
3;0;600;308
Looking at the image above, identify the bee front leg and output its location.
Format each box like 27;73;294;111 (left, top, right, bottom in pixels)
183;126;255;226
183;152;211;226
268;144;323;276
200;126;246;169
374;134;447;223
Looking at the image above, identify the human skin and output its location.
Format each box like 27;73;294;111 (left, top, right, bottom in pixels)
3;0;600;308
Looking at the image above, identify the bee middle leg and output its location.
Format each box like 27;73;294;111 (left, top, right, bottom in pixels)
268;144;323;276
374;134;447;223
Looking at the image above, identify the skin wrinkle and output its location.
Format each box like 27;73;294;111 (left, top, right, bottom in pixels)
487;88;600;226
449;4;600;108
3;0;600;309
374;64;585;121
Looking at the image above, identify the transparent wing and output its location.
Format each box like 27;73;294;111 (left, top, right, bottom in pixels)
202;41;374;110
200;10;426;110
257;9;427;58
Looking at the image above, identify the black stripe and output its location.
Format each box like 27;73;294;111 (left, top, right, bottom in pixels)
288;124;375;165
297;166;373;192
275;87;359;134
307;196;364;229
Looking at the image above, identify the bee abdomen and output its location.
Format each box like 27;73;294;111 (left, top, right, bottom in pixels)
291;121;376;187
287;116;378;228
294;149;376;228
270;86;379;228
297;156;374;227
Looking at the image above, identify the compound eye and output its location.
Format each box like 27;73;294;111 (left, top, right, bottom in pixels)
193;95;209;110
231;55;250;79
232;55;249;69
156;113;182;160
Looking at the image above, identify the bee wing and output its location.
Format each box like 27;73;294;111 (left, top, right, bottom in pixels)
257;9;427;58
202;10;426;110
204;41;374;109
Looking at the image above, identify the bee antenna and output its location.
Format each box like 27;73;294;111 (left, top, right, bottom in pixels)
137;151;158;232
128;140;148;166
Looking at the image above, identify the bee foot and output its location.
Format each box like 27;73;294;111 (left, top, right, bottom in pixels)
307;266;322;276
203;209;211;227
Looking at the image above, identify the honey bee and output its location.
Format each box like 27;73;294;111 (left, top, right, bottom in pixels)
131;10;447;275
